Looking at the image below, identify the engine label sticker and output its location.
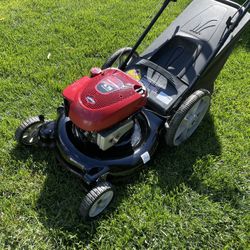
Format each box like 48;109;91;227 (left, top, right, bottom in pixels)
96;75;125;94
141;151;150;164
97;81;119;93
156;92;173;105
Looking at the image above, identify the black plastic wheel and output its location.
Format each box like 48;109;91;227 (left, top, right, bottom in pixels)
15;116;45;146
101;47;139;69
79;182;114;221
165;89;211;146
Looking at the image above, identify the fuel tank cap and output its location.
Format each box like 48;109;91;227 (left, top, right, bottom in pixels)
90;67;103;77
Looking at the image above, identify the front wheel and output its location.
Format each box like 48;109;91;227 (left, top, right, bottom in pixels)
79;182;114;221
102;47;139;69
165;89;211;146
15;116;45;146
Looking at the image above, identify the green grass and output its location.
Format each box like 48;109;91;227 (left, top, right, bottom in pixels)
0;0;249;249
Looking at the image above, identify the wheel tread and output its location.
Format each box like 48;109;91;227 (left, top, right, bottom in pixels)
165;89;211;146
15;116;43;145
79;182;113;221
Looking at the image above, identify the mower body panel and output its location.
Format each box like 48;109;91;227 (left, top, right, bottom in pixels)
141;0;250;88
63;69;146;132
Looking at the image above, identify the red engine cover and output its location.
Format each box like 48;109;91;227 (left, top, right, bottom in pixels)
63;68;147;132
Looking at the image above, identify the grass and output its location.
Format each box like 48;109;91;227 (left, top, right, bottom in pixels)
0;0;249;249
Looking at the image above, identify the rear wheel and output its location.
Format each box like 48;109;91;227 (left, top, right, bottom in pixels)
79;182;114;221
165;89;211;146
102;47;139;69
15;116;45;146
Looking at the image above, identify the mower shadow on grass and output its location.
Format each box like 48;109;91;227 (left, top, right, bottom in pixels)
152;112;221;195
11;143;134;244
154;110;221;187
10;111;238;243
153;111;245;208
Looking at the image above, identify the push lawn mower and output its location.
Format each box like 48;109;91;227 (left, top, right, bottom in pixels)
15;0;250;220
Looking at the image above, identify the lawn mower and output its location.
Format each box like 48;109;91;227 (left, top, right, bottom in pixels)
15;0;250;221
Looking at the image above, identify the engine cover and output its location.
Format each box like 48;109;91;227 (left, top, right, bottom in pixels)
63;68;147;132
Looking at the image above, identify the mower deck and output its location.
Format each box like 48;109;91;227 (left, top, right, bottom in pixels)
56;109;163;186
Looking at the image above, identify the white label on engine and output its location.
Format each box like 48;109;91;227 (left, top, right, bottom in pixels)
156;92;173;105
141;152;150;164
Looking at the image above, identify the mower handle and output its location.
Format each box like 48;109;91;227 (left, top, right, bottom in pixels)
120;0;177;71
200;0;250;81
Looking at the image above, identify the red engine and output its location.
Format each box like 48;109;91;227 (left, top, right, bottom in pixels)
63;68;147;132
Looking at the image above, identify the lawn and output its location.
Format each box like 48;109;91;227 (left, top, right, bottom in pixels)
0;0;249;249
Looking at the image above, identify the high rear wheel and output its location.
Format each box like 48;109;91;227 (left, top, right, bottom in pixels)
15;116;45;146
79;182;114;221
165;89;211;146
102;47;139;69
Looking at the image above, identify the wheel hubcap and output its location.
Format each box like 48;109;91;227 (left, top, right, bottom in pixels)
89;190;114;218
174;96;210;145
21;123;42;145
